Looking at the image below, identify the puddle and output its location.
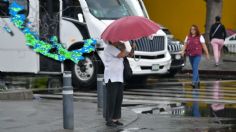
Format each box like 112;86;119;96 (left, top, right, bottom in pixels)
122;79;236;131
132;93;236;117
131;87;236;131
131;102;236;131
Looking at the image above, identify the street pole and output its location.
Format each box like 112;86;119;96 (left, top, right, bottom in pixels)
97;74;104;111
96;74;107;118
63;71;74;130
103;82;107;119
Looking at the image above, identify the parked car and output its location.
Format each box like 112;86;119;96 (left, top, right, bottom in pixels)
224;33;236;53
161;26;174;39
167;38;185;76
226;29;236;36
160;25;185;76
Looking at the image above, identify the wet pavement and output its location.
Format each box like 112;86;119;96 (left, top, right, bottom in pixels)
0;100;137;132
119;77;236;132
183;54;236;73
3;75;236;132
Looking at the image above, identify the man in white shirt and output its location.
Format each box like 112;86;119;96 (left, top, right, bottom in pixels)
103;41;129;127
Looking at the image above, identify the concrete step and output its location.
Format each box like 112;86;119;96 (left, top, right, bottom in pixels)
0;89;33;100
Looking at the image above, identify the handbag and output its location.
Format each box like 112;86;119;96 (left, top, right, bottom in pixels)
123;57;133;81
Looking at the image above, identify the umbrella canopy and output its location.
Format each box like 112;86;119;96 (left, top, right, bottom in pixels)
101;16;160;43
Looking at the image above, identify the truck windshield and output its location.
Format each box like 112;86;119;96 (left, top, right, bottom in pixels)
86;0;134;19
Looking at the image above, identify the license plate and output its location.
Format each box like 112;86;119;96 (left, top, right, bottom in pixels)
152;64;159;71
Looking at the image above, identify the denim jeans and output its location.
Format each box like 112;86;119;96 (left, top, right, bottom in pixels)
189;55;201;84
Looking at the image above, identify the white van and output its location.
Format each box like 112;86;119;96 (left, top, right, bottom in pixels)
0;0;171;89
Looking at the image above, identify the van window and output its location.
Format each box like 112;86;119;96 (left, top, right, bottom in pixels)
229;36;236;41
0;0;29;17
63;0;82;20
86;0;134;19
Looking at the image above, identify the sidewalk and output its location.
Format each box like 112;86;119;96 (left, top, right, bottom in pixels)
183;54;236;75
0;99;137;132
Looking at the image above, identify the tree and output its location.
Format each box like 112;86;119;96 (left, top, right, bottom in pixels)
204;0;223;45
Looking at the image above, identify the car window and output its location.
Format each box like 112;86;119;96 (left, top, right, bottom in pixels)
162;28;172;35
229;36;236;41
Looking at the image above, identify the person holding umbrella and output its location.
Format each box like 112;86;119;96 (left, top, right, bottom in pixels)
181;25;210;88
103;41;134;127
101;16;161;127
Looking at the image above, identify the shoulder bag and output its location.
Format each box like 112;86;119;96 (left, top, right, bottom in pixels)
123;57;133;81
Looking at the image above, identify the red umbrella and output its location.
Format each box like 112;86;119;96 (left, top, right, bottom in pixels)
101;16;160;43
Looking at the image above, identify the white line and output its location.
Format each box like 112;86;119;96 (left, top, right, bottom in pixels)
62;90;73;95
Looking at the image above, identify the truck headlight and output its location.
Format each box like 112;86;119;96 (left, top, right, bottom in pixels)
175;54;181;60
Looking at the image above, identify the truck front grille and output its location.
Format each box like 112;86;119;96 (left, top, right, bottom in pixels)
168;44;182;52
134;36;165;52
132;54;165;59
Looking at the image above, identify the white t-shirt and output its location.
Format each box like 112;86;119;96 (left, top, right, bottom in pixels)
104;44;124;83
184;35;205;44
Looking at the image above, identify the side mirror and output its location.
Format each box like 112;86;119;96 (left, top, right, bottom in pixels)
77;13;84;23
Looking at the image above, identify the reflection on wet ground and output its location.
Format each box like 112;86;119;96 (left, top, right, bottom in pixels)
120;78;236;132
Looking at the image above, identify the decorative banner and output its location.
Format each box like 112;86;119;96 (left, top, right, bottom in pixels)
3;1;97;64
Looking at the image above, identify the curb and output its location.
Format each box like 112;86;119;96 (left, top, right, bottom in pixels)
0;90;33;100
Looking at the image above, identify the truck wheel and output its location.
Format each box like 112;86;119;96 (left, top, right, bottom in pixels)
72;55;97;90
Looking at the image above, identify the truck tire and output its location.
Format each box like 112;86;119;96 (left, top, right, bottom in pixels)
72;55;97;90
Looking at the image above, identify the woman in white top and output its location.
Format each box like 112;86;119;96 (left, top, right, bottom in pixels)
104;41;134;127
181;25;209;88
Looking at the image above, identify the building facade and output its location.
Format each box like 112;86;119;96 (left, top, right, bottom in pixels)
144;0;236;41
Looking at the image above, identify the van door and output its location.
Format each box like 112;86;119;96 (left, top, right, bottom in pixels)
39;0;62;72
0;0;39;73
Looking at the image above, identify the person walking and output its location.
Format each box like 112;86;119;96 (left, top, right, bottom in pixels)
182;25;210;88
210;16;227;66
103;41;134;127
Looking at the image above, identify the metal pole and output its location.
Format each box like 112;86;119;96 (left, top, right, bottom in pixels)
103;81;107;119
97;74;104;111
63;71;74;130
